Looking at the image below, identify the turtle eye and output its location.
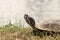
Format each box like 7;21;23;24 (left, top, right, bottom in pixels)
24;14;30;24
26;16;31;24
24;14;35;28
27;18;30;24
24;14;28;20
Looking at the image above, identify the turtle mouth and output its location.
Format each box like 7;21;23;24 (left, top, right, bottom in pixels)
24;14;30;24
24;14;28;16
24;14;35;28
24;14;28;20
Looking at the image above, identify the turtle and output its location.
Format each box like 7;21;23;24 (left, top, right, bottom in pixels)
24;14;60;36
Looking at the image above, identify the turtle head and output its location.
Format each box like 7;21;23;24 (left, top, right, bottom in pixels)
24;14;35;28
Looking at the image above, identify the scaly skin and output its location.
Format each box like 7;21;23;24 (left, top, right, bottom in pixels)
24;14;57;36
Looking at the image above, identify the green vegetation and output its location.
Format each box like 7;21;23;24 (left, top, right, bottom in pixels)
0;23;60;40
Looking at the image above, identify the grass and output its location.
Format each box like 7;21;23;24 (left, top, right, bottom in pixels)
0;24;60;40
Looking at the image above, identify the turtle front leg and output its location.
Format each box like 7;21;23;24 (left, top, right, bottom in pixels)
32;29;45;36
32;29;56;37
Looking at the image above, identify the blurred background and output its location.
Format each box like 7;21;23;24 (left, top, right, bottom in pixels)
0;0;60;27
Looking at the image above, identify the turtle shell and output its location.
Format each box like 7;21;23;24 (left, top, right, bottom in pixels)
36;18;60;32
